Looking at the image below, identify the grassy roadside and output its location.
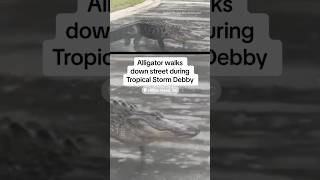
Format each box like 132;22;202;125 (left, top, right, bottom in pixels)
110;0;145;12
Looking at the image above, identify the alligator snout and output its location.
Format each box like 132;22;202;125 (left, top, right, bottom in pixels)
170;122;200;139
126;113;200;142
175;125;200;138
148;117;200;139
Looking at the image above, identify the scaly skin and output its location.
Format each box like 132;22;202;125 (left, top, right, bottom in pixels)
0;117;82;179
111;19;197;51
110;98;200;146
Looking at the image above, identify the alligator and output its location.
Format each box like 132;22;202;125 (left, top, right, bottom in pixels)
110;97;199;147
0;117;83;179
110;19;199;51
110;97;199;169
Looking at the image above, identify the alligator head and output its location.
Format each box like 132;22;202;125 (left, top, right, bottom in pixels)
127;111;200;141
110;98;200;145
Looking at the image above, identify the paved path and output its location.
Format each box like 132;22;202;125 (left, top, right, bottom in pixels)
110;0;161;21
110;0;210;52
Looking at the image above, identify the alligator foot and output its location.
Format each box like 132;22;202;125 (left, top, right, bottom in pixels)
182;42;186;49
157;39;166;51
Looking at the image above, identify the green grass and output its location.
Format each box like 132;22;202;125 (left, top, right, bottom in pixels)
111;0;145;12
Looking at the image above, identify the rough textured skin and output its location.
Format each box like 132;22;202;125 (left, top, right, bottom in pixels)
0;118;82;179
111;19;194;51
110;98;200;146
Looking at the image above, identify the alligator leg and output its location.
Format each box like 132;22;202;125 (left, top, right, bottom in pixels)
133;145;146;175
133;35;142;51
182;42;186;49
157;39;166;51
124;38;131;46
139;145;146;170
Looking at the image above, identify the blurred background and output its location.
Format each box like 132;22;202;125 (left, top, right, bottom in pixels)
0;0;320;179
213;0;320;179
